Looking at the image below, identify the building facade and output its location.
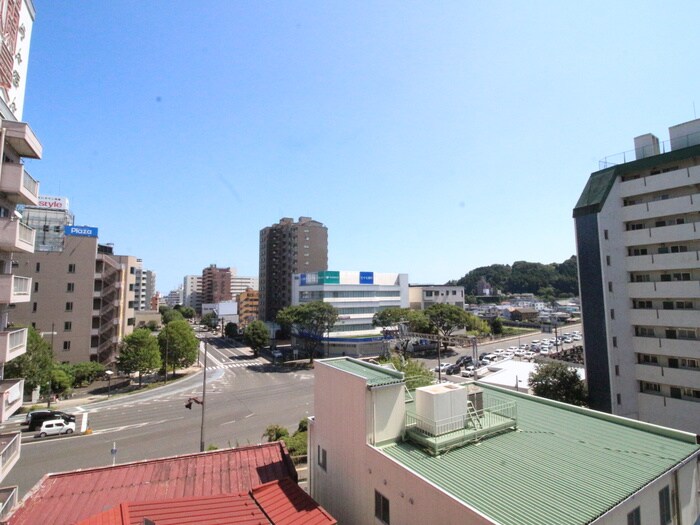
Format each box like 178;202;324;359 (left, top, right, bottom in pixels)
202;264;232;305
182;274;202;312
237;287;259;329
309;357;700;525
575;118;700;433
133;259;155;312
231;274;258;296
259;217;327;322
408;285;465;310
11;227;137;365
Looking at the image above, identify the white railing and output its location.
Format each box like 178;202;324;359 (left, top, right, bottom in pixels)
12;276;30;296
18;222;34;244
22;168;38;197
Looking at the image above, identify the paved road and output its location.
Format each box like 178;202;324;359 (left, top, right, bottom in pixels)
1;337;314;498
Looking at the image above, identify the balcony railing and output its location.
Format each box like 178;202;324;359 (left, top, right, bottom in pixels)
0;218;34;253
0;162;39;205
0;379;23;422
0;432;20;485
0;275;31;304
0;328;27;363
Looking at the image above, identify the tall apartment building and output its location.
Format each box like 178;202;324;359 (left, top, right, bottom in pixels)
164;286;183;308
259;217;328;322
202;264;232;305
237;287;259;329
231;274;258;296
574;118;700;434
182;275;202;312
11;218;137;365
133;260;156;312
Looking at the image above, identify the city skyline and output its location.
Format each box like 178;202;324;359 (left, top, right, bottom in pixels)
22;2;700;291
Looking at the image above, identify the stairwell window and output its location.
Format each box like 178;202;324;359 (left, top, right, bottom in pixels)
68;264;76;273
63;341;71;351
317;445;327;471
627;507;641;525
375;490;390;525
65;302;73;312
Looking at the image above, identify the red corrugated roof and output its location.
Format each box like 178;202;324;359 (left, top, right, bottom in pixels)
77;493;271;525
252;479;337;525
6;443;296;525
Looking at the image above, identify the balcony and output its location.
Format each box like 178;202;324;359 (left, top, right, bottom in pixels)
0;219;34;254
626;251;700;272
0;432;20;485
2;121;42;159
629;308;700;328
0;328;26;364
623;221;699;247
619;165;700;199
0;275;30;304
628;280;700;299
0;486;17;520
0;379;23;422
636;363;700;386
0;163;39;205
633;336;699;359
621;194;700;223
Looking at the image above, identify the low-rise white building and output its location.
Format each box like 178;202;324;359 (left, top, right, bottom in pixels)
408;284;464;310
309;357;700;525
291;271;408;357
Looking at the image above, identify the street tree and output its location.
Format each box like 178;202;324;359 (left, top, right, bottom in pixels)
372;308;432;357
200;312;217;329
277;301;338;363
157;320;199;376
529;362;588;406
178;306;196;319
225;322;239;338
425;304;471;350
243;321;269;357
71;362;106;387
118;328;162;387
4;326;54;394
379;355;433;390
162;308;185;324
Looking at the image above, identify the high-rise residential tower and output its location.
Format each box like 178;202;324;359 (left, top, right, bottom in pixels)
202;264;232;305
259;217;328;322
574;118;700;434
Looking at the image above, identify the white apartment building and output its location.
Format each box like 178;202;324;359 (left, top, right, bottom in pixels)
309;357;700;525
133;260;155;312
291;271;408;357
575;118;700;433
408;284;464;310
182;275;201;312
231;275;258;296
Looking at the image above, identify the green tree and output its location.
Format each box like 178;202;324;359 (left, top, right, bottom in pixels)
178;306;196;319
425;304;471;350
200;312;217;329
277;301;338;363
162;308;185;324
225;322;239;338
50;363;74;395
118;328;162;387
490;317;504;335
243;321;269;357
372;308;432;357
4;327;54;394
380;355;434;390
71;362;106;387
529;362;588;406
262;424;289;442
158;320;199;376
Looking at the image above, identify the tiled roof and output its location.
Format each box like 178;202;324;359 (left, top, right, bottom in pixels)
380;385;700;525
7;443;297;525
321;358;404;387
252;478;337;525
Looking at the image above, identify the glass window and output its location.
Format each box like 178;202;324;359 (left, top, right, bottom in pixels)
65;302;73;312
64;321;72;331
62;341;71;351
67;282;75;293
374;491;390;525
68;263;76;273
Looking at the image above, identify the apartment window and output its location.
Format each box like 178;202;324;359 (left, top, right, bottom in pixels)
615;365;619;376
629;248;648;256
606;255;611;266
604;229;609;240
68;263;76;273
374;491;390;525
662;301;674;310
62;341;71;351
677;328;696;340
672;273;691;281
35;262;40;272
642;382;661;393
65;302;73;312
612;336;617;347
33;282;38;292
32;302;37;313
681;358;698;369
608;282;613;292
634;300;652;309
670;245;688;253
627;507;640;525
64;321;72;332
616;393;621;405
670;387;682;399
610;309;615;320
636;326;655;337
658;247;669;254
640;354;658;364
67;282;75;293
129;284;134;291
317;445;327;471
130;267;135;274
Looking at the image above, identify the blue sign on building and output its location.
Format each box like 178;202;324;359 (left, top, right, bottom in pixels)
360;271;374;284
300;274;307;286
65;225;98;238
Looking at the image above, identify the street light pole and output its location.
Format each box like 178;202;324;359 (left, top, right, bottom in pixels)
40;324;57;408
199;335;208;452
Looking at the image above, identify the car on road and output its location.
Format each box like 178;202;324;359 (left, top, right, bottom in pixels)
434;363;450;373
461;366;476;378
455;355;473;367
523;351;537;360
445;364;461;375
25;410;76;432
36;419;76;438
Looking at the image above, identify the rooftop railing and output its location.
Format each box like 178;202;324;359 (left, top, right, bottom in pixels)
599;130;700;169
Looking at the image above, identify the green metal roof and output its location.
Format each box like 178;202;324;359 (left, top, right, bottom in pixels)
380;385;700;525
573;143;700;218
322;358;404;387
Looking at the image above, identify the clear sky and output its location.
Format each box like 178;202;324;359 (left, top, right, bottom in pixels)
21;1;700;293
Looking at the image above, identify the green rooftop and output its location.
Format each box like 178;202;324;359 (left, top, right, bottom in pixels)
380;385;700;525
322;357;404;387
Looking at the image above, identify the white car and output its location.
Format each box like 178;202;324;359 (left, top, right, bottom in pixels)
523;351;536;360
36;419;76;438
492;349;505;356
434;363;450;373
461;366;476;378
507;346;518;352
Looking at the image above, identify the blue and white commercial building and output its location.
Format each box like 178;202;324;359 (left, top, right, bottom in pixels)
292;271;408;356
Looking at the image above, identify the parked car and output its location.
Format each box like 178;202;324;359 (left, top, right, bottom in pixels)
25;410;76;432
434;363;450;373
523;351;537;360
455;355;473;367
445;364;461;375
461;366;476;378
36;419;76;438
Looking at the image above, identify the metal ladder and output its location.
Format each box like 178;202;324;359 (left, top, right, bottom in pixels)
466;401;482;430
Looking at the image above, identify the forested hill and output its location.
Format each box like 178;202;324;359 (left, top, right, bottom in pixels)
448;256;579;297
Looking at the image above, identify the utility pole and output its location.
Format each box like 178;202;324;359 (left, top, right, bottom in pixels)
199;335;208;452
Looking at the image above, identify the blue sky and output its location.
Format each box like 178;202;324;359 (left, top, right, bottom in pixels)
22;1;700;293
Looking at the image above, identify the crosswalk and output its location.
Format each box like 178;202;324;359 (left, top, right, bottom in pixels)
206;359;264;371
